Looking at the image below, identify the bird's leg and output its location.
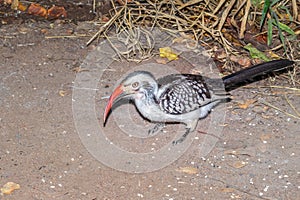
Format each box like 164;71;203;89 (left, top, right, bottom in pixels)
172;120;198;145
148;123;164;135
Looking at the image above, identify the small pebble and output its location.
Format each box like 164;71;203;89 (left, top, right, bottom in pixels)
263;185;269;192
137;193;144;198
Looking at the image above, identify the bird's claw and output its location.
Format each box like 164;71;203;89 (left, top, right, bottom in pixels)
172;138;184;145
172;128;191;145
148;123;164;135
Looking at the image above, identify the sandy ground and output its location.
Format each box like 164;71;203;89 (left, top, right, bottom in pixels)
0;12;299;200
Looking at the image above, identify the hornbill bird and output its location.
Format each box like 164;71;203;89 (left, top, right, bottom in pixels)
103;59;294;144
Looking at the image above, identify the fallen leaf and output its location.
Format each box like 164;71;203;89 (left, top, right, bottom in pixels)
172;35;194;43
267;51;280;59
221;187;235;193
214;48;227;60
244;43;270;61
4;0;13;4
155;58;168;64
72;67;88;73
59;90;67;97
260;133;271;142
27;3;47;18
229;55;251;68
176;166;198;174
159;47;179;61
238;99;256;109
101;15;110;22
40;29;48;34
47;5;67;18
17;2;27;12
1;182;20;195
261;113;271;119
10;0;18;10
230;161;248;169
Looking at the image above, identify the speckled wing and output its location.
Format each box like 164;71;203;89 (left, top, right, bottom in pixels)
157;74;214;114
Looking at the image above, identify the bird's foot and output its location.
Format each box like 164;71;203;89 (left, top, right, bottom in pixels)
172;128;191;145
148;123;164;135
172;137;185;145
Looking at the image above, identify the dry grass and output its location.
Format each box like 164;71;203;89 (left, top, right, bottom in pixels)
89;0;299;81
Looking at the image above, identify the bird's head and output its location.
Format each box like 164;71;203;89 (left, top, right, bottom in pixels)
103;71;158;123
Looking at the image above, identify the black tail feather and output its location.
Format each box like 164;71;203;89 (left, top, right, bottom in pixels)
222;59;294;92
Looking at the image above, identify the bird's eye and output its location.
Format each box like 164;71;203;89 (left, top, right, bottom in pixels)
131;82;139;89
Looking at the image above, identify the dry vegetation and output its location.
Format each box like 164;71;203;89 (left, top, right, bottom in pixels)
90;0;299;74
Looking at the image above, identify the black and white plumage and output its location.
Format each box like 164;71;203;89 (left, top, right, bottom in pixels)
104;59;294;144
158;74;212;115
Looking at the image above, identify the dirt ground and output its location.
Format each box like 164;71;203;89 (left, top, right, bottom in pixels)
1;2;300;200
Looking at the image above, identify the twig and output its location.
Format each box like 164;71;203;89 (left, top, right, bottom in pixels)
86;6;126;45
261;100;300;120
45;34;88;39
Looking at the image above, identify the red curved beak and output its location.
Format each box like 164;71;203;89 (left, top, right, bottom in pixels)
103;85;124;124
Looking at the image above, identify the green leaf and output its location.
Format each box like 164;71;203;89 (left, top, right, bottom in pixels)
267;19;273;46
244;43;271;61
270;0;281;7
260;0;271;30
271;12;286;51
276;22;295;35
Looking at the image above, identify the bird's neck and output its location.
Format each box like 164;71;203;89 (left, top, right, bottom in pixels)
137;86;159;106
133;84;167;122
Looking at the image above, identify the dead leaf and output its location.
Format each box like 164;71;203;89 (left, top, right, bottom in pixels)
59;90;67;97
260;133;271;142
40;29;48;34
17;2;27;12
28;3;47;18
155;58;168;64
214;48;227;60
1;182;20;195
4;0;13;4
267;51;280;59
101;15;110;22
159;47;179;61
47;5;67;18
229;55;251;68
72;67;88;73
176;166;198;174
238;99;256;109
230;161;248;169
221;187;235;193
173;35;194;44
261;113;271;119
10;0;18;10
